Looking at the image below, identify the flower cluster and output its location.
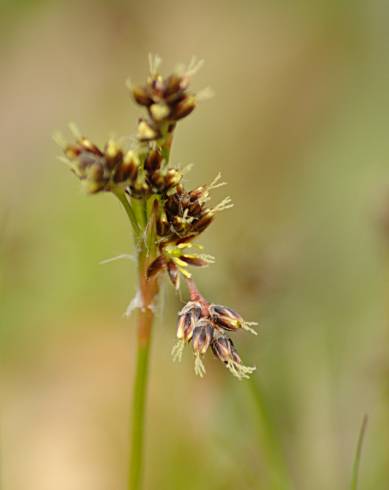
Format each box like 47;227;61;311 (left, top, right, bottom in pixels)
171;280;257;379
56;56;257;379
129;55;199;142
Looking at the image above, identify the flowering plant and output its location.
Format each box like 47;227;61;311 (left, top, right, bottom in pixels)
55;55;257;490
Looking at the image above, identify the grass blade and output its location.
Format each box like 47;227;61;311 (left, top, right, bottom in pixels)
248;378;294;490
350;414;368;490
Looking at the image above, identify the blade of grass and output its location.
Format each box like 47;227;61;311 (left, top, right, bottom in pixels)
248;378;294;490
350;414;368;490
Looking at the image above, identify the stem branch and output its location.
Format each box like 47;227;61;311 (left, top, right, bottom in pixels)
114;189;141;238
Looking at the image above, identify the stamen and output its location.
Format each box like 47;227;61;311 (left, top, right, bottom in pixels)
242;321;258;336
208;172;227;191
211;196;234;213
148;53;162;75
226;360;256;380
194;353;206;377
177;242;193;249
52;131;67;149
186;57;204;77
125;78;132;91
57;156;72;167
179;163;194;175
100;254;135;264
199;253;215;264
197;87;215;101
68;122;81;140
171;340;185;363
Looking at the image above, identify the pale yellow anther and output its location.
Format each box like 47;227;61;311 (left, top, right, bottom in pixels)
106;140;118;158
177;242;192;249
150;103;170;121
174;257;189;268
137;121;157;140
179;268;192;279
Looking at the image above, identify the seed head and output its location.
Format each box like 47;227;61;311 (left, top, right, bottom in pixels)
57;57;258;382
171;284;257;380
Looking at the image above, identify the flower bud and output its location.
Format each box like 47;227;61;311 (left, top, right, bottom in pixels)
157;213;170;236
192;321;213;355
170;95;196;121
144;149;163;173
176;311;196;342
131;85;153;106
211;335;232;363
164;169;182;190
163;73;184;97
105;140;123;170
114;156;138;183
209;304;242;331
137;119;160;141
192;211;214;233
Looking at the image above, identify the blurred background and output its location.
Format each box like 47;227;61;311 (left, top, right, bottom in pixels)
1;0;389;489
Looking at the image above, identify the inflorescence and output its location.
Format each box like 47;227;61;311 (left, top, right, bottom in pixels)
56;55;257;379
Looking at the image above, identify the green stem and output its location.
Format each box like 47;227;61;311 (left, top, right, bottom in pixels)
350;415;368;490
129;307;153;490
129;253;158;490
114;189;159;490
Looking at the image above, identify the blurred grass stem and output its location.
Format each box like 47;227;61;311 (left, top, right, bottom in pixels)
115;192;158;490
350;414;368;490
248;378;294;490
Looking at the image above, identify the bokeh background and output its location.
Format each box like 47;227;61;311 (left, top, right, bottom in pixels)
1;1;389;489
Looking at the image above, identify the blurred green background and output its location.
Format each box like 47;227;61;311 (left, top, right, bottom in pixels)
1;0;389;489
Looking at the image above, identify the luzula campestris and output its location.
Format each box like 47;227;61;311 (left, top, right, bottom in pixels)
55;55;257;380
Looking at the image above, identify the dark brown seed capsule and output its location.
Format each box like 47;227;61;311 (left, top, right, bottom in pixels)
179;255;208;267
189;187;205;200
192;322;213;355
211;305;241;320
188;200;203;217
164;169;182;190
114;161;138;183
162;74;183;97
175;235;196;246
228;339;242;364
147;255;166;279
80;138;104;156
176;314;192;341
165;89;187;106
210;304;243;331
105;148;123;171
170;95;196;121
157;214;170;236
211;335;232;363
131;85;153;106
172;216;186;234
144;149;162;173
192;211;214;233
148;170;165;190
